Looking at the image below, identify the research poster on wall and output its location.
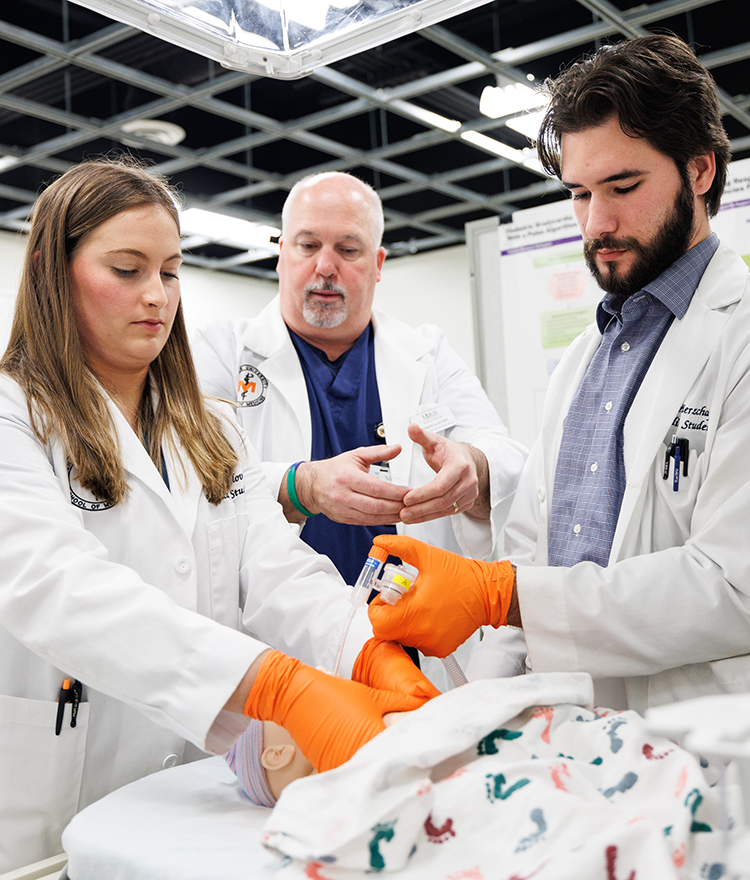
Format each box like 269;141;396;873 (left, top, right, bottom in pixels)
497;156;750;450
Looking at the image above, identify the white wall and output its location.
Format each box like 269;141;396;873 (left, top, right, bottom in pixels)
0;230;475;369
375;244;474;371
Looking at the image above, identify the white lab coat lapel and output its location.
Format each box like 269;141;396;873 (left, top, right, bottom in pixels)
372;310;432;488
612;243;746;560
240;298;312;453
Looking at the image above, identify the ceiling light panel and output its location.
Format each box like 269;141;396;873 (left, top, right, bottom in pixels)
68;0;495;79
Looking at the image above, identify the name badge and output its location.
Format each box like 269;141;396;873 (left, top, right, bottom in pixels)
409;404;457;434
369;463;392;482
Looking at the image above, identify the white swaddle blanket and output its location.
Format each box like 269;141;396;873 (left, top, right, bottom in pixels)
262;674;731;879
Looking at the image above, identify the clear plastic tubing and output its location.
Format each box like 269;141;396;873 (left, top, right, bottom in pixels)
378;563;469;688
332;545;389;676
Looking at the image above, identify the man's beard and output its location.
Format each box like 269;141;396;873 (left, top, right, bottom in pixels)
302;282;348;328
583;180;695;310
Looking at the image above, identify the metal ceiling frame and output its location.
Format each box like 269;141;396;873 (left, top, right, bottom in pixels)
1;0;749;277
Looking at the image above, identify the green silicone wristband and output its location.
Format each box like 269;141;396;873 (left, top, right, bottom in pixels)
286;461;317;518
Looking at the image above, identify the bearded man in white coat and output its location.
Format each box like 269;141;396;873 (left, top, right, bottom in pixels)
365;33;750;716
193;172;527;688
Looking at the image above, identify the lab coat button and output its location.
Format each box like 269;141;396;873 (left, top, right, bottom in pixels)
620;341;630;352
162;754;180;769
537;488;545;503
175;557;191;575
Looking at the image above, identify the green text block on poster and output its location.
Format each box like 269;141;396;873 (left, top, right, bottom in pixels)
540;306;596;350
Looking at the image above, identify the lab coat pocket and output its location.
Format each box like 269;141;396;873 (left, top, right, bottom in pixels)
0;693;89;873
653;444;703;546
206;513;248;629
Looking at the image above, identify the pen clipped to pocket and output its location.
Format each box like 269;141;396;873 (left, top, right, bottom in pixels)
663;435;689;492
55;678;82;735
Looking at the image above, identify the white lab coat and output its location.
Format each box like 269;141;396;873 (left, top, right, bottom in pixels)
502;241;750;713
0;376;370;872
192;297;527;562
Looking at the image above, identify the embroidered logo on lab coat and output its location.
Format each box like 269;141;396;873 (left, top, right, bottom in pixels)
67;463;115;512
236;364;268;407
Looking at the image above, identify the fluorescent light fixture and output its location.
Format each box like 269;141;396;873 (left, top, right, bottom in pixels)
253;0;359;33
390;99;461;133
0;155;19;172
68;0;496;79
460;130;524;163
180;208;280;252
479;82;546;119
506;109;546;141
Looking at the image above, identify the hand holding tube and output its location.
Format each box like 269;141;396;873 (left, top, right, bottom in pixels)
243;650;425;772
367;535;515;657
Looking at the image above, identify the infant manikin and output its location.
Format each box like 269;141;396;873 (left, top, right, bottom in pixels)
226;719;316;806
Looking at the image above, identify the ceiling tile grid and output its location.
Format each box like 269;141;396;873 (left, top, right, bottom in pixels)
1;0;748;276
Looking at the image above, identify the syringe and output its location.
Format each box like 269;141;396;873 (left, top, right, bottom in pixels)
332;545;389;676
378;562;469;688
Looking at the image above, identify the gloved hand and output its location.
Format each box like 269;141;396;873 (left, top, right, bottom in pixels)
367;535;515;657
352;637;441;701
243;650;425;772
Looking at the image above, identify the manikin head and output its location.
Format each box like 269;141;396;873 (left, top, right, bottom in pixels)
536;34;731;303
227;713;405;806
277;171;386;361
226;719;315;806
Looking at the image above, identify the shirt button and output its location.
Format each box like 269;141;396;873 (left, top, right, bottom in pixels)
175;557;191;575
162;754;180;769
621;341;631;352
605;401;613;412
573;524;582;535
590;462;598;473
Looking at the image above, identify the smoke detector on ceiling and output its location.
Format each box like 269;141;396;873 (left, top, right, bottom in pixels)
118;119;187;148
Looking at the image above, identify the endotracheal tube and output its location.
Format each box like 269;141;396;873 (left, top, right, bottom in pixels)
332;545;469;688
332;545;388;676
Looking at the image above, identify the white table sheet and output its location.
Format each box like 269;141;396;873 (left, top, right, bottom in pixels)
63;757;277;880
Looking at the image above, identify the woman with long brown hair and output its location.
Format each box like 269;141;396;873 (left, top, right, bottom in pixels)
0;159;432;872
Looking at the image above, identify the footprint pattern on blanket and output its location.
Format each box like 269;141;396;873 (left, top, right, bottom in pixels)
605;844;635;880
605;719;628;754
685;789;712;833
424;814;456;844
368;820;396;871
602;771;638;799
485;772;531;803
643;743;673;761
477;728;522;756
515;807;547;852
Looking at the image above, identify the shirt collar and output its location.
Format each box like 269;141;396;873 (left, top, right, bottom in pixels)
596;232;718;333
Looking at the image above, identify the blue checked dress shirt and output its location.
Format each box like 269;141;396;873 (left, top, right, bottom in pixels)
547;233;719;568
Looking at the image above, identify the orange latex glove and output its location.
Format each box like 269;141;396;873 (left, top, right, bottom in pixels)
352;638;441;701
368;535;515;657
243;650;425;772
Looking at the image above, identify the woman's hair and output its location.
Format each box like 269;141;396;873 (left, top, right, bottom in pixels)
537;33;731;217
1;157;238;505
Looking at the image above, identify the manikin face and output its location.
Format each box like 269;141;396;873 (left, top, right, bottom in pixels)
561;116;713;302
69;204;182;386
277;177;386;359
